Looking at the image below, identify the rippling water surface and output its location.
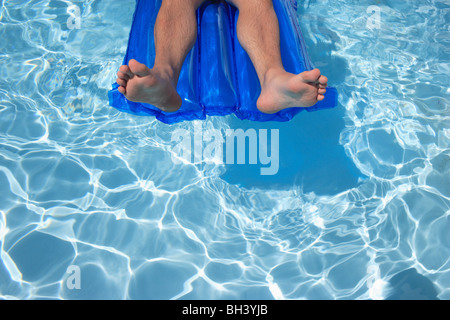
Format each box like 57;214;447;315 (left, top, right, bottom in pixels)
0;0;449;300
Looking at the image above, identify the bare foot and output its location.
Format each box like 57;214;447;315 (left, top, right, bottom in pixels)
116;59;182;112
256;68;328;114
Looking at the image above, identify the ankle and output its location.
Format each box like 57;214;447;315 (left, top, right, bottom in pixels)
152;63;179;86
261;66;285;85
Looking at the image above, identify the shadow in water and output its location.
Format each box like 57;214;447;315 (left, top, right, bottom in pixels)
387;268;439;300
220;11;360;196
221;103;364;195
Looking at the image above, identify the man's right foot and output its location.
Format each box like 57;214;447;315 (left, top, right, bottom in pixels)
116;59;182;113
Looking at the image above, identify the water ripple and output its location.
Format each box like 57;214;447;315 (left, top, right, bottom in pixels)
0;0;449;300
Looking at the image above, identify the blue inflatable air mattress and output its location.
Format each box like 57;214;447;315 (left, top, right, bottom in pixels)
108;0;338;124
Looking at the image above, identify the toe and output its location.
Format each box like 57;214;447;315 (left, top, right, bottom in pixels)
119;65;133;77
299;68;321;83
317;94;325;101
116;78;127;86
128;59;151;77
318;88;327;94
319;75;328;85
117;71;130;81
118;86;126;95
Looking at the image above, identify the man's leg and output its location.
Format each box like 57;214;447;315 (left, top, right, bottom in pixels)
227;0;328;114
116;0;207;112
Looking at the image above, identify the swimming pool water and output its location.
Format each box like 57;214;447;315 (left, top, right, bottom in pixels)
0;0;448;300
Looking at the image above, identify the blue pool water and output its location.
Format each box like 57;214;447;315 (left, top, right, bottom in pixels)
0;0;449;300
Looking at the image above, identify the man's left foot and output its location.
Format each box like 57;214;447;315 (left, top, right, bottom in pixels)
256;68;328;114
